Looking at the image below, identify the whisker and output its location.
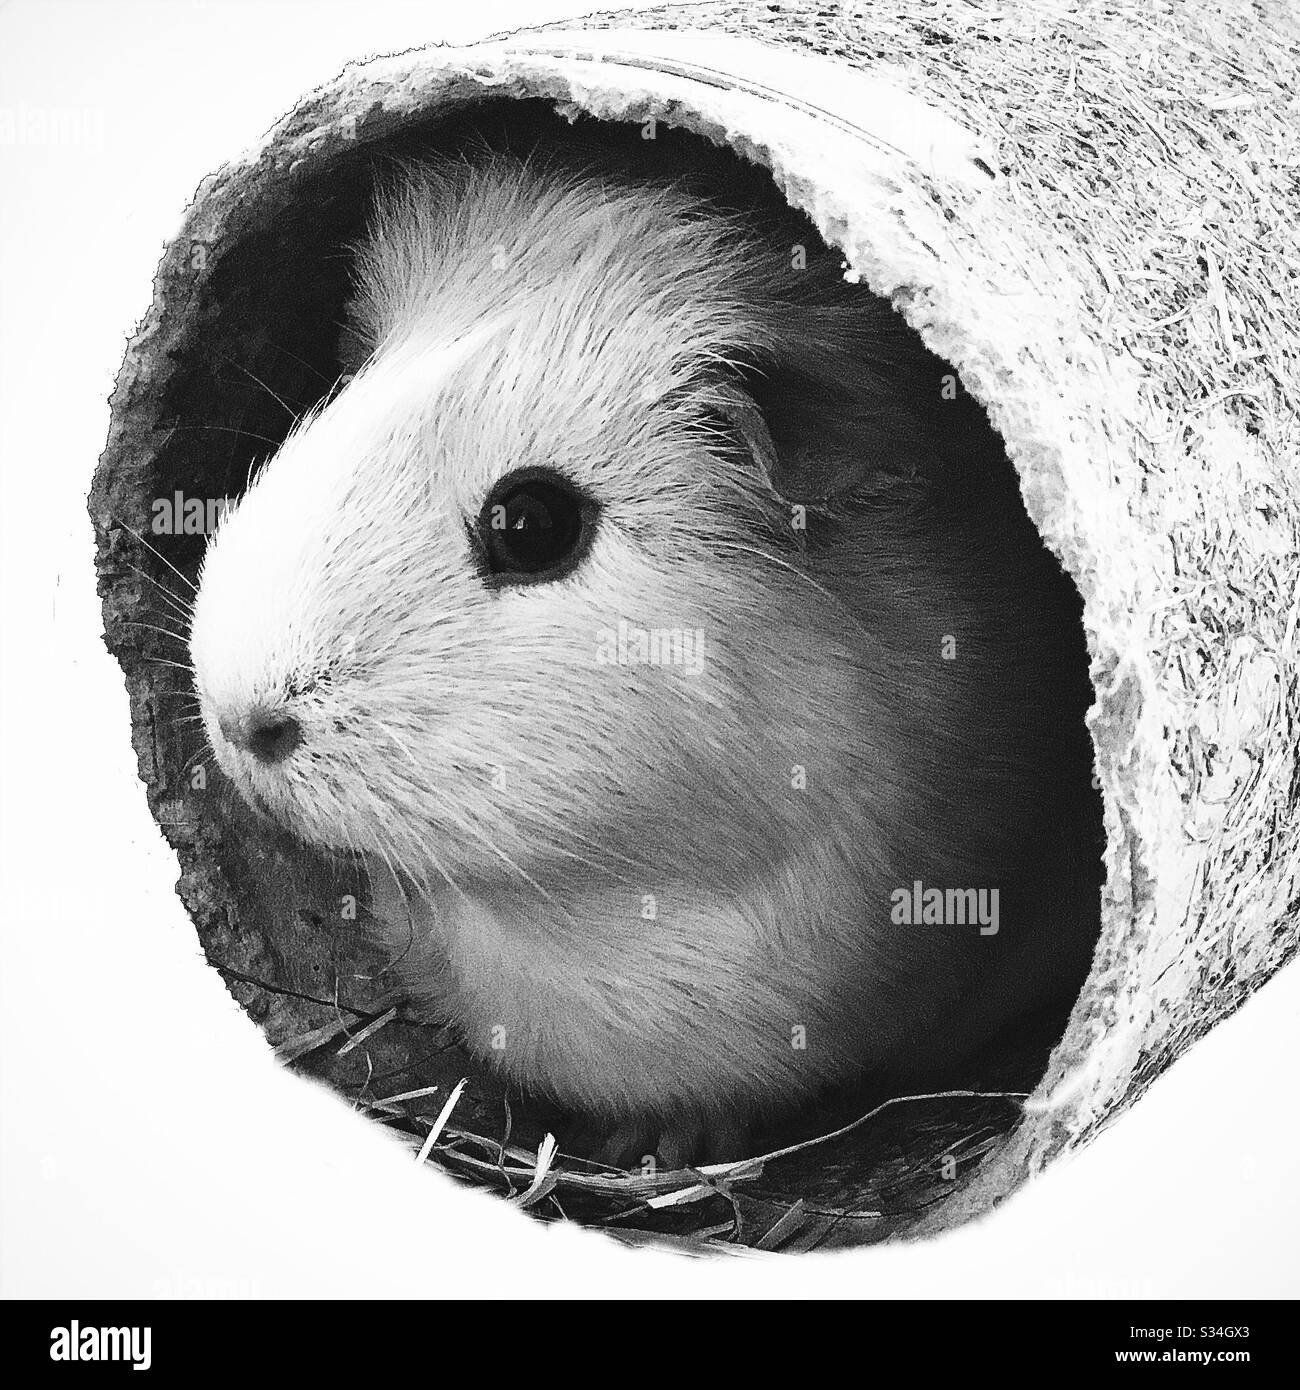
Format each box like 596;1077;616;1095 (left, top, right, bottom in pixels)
166;423;284;448
112;514;199;595
262;341;336;387
122;619;190;645
139;655;196;674
182;738;215;777
714;538;876;644
375;719;562;912
212;351;305;420
120;563;195;626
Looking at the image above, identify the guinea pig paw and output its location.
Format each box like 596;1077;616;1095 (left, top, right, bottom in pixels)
656;1115;753;1170
587;1120;656;1171
653;1118;705;1171
697;1116;755;1168
573;1116;755;1171
577;1118;704;1171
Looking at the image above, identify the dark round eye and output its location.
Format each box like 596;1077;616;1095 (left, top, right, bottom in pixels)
474;468;595;582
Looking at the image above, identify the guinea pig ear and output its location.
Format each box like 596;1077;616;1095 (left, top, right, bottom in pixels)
727;302;972;505
713;366;868;505
708;386;782;483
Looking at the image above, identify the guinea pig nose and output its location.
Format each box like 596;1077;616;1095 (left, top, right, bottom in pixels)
220;707;302;764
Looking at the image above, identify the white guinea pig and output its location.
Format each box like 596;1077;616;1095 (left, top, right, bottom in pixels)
190;152;1101;1165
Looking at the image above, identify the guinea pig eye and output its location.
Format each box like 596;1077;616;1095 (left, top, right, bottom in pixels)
474;468;595;583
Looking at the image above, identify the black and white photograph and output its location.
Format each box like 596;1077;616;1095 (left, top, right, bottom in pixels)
1;0;1297;1333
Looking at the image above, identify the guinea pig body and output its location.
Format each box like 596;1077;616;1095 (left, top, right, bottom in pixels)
190;153;1101;1162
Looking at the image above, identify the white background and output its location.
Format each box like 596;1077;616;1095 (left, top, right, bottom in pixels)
1;0;1296;1298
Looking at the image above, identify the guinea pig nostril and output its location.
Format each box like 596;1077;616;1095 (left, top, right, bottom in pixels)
246;711;302;763
224;708;302;764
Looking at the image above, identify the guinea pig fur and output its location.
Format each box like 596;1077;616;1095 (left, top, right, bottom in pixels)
189;152;1102;1165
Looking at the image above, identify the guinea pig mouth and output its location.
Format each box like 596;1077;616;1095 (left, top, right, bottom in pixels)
224;753;366;855
202;722;302;832
228;766;339;852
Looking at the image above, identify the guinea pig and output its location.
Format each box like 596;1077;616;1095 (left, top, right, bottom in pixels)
189;150;1102;1167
